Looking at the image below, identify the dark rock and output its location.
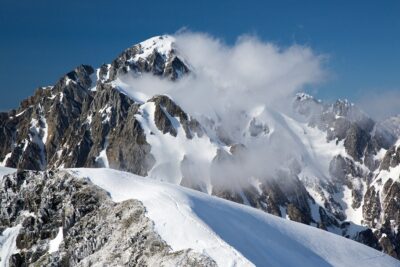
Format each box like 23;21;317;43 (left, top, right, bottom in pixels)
344;125;369;162
149;95;203;139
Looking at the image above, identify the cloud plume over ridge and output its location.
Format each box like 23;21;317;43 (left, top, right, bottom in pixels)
116;31;329;187
121;31;327;117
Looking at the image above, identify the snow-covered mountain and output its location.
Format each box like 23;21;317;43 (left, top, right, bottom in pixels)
1;35;400;265
0;167;398;267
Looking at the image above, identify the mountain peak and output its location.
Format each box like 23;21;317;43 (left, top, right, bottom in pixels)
133;35;176;61
102;34;188;81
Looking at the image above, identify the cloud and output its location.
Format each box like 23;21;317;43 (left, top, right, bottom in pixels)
118;31;328;188
357;90;400;121
174;32;325;114
122;31;326;117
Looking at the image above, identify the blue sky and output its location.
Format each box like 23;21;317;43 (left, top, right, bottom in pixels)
1;0;399;113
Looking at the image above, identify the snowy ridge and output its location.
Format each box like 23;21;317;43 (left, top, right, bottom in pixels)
69;168;399;267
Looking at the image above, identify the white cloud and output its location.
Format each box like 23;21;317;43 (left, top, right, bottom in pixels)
122;31;326;118
118;31;328;186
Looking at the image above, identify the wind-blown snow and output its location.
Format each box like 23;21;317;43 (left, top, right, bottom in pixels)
69;168;399;267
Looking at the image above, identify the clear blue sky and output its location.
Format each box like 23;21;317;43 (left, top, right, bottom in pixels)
1;0;399;111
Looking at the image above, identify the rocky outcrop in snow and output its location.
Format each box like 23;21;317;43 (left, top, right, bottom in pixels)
0;170;216;266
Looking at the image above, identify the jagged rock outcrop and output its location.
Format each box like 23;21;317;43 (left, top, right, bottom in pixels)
149;95;203;139
380;145;400;171
106;35;189;81
0;170;216;267
359;177;400;259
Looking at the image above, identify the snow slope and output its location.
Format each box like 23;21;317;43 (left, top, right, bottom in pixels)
69;168;399;267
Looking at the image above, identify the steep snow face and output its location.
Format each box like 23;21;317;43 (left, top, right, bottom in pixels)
70;168;399;267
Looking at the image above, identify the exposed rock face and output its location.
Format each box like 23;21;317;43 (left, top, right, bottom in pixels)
0;65;159;176
363;186;382;227
380;146;400;171
343;125;370;162
359;177;400;259
0;170;216;267
149;95;203;139
0;65;94;170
